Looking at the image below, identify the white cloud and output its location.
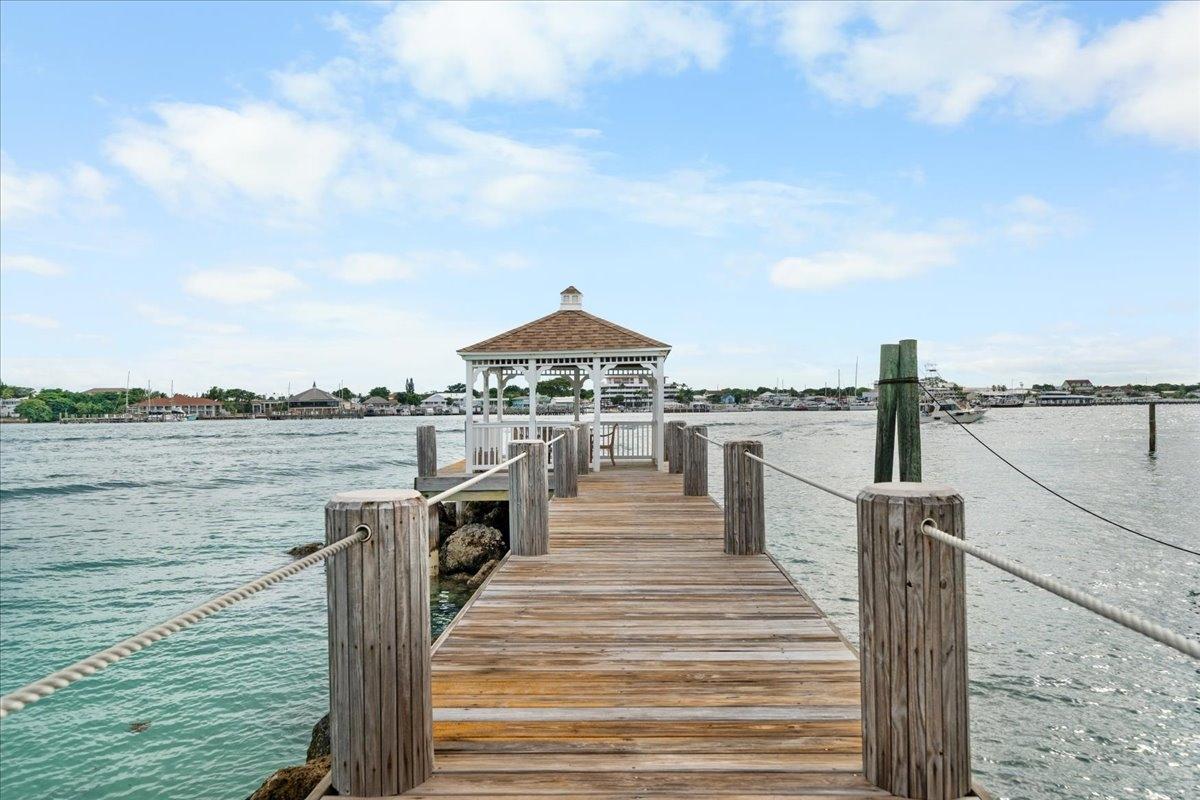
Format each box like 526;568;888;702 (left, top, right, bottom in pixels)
271;57;359;114
371;1;728;105
182;266;304;304
1;161;60;221
770;228;968;290
773;1;1200;147
3;312;60;329
0;154;115;221
1001;194;1083;245
107;103;354;211
135;302;245;335
331;252;415;284
928;329;1200;385
0;254;67;277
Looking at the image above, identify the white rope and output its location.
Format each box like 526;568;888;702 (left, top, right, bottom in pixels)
921;521;1200;660
546;434;566;446
0;530;368;719
427;451;527;506
742;451;857;503
694;432;719;447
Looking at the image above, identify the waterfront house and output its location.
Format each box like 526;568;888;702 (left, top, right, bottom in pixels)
135;394;221;418
458;285;670;472
287;385;342;417
362;395;397;416
1037;391;1095;406
83;387;125;396
1060;379;1096;395
0;397;23;418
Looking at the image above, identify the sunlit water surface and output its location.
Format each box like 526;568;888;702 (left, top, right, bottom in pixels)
1;409;1196;798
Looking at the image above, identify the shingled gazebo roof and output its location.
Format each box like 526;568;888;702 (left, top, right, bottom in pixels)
458;289;669;354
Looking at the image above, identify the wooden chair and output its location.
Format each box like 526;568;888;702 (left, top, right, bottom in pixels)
599;423;618;466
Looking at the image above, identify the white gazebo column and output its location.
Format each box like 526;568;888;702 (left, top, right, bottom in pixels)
591;358;602;472
464;361;476;472
526;358;538;435
482;369;491;423
653;360;665;471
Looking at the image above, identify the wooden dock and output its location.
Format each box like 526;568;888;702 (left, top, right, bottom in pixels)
356;463;903;798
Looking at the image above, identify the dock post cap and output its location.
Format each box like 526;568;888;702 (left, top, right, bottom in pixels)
859;481;957;499
328;488;423;504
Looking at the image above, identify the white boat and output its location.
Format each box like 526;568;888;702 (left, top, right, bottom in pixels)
920;366;986;424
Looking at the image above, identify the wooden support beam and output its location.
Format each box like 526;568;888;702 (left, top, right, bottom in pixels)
683;424;709;497
722;439;764;555
857;483;970;800
416;424;436;478
508;439;549;556
874;344;900;483
325;489;432;797
552;426;578;498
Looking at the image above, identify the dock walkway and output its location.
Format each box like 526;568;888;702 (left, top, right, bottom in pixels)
385;464;899;798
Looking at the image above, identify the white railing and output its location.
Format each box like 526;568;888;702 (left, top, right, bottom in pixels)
471;422;557;471
605;421;654;461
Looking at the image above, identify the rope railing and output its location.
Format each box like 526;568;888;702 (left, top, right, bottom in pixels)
920;520;1200;659
0;528;370;719
742;451;857;503
718;445;1197;660
546;433;565;446
427;451;527;506
694;432;719;447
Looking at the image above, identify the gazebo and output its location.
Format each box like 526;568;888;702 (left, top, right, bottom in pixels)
459;287;671;473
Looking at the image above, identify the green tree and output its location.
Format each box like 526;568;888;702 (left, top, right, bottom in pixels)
446;382;466;393
368;386;390;398
537;377;572;397
677;388;695;404
0;383;34;399
333;388;355;401
15;397;54;422
204;386;225;401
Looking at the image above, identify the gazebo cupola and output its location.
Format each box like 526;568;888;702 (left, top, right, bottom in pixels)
457;287;671;473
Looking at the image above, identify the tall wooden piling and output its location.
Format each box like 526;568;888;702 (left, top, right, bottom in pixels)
552;426;578;498
896;339;922;481
856;483;970;800
325;489;432;797
508;439;549;555
1149;403;1156;454
683;424;708;497
874;344;900;482
416;424;437;478
665;420;686;471
723;440;764;555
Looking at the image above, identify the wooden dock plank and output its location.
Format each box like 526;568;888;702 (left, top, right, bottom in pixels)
387;464;904;798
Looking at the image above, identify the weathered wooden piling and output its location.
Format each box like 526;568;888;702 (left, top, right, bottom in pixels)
896;339;922;481
722;439;764;555
1149;403;1156;454
416;424;437;478
874;344;900;483
325;489;432;797
665;420;685;471
572;422;590;475
683;424;708;496
856;483;970;800
552;426;578;498
508;439;549;555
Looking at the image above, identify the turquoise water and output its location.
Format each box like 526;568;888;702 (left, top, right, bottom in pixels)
1;409;1197;798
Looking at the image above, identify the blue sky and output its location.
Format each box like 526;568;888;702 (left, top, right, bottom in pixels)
1;1;1197;395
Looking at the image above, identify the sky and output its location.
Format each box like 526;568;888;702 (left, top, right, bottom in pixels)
1;0;1197;396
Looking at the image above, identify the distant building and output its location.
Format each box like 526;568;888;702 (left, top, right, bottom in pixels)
362;395;397;416
136;394;221;417
84;387;125;396
1038;391;1095;407
0;398;22;417
287;384;342;416
1060;379;1095;395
